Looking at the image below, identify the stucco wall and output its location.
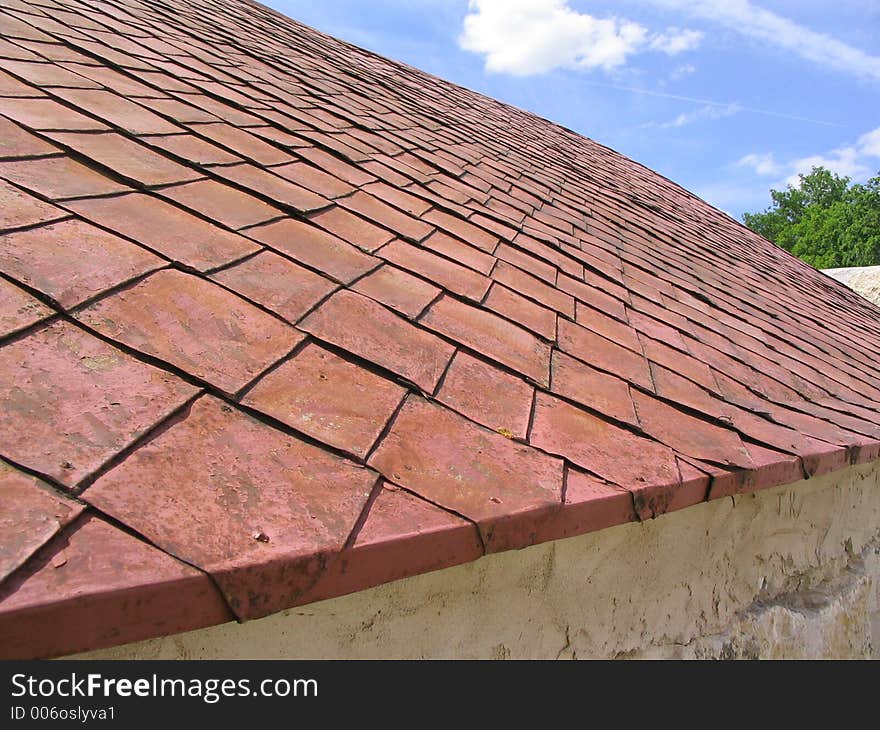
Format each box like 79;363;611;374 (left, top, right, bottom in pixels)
71;461;880;659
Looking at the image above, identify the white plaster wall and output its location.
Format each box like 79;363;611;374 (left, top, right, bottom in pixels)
72;461;880;660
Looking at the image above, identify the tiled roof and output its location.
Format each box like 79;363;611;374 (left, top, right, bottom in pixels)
2;0;880;658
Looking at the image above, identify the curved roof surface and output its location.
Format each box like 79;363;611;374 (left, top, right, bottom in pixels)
2;0;880;658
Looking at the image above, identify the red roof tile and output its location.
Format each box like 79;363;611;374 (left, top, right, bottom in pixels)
0;178;64;229
0;278;52;338
368;395;563;551
159;178;283;230
379;239;490;301
421;295;551;386
0;218;164;308
436;351;534;440
247;217;378;283
50;87;180;134
351;264;440;319
0;320;197;487
299;289;454;392
2;0;880;658
0;116;56;157
0;155;129;199
75;269;301;396
66;193;261;271
0;514;231;659
0;95;109;131
84;396;377;619
0;461;84;583
46;131;202;186
210;250;336;323
243;342;406;459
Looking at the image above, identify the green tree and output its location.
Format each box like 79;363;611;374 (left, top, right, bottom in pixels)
742;166;880;269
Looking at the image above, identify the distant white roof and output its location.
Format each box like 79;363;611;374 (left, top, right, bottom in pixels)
823;266;880;306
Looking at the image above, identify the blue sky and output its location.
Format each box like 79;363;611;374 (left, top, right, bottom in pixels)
263;0;880;219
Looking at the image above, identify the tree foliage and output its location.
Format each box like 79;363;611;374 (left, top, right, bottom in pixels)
742;166;880;269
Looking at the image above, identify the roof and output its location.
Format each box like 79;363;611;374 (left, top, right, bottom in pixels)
824;266;880;306
2;0;880;659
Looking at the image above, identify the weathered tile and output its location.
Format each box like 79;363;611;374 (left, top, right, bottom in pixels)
351;264;439;319
0;460;84;582
66;193;260;271
0;116;56;158
46;131;201;187
159;179;282;230
213;163;329;213
422;208;498;252
574;300;640;352
84;396;377;620
0;218;164;308
189;122;290;165
557;318;653;390
247;217;377;283
437;351;533;439
0;514;231;659
0;68;43;96
484;283;556;340
141;132;243;166
244;342;406;458
310;205;394;252
531;469;638;544
530;391;680;491
493;260;574;316
0;155;129;199
423;230;496;275
379;240;490;301
211;250;336;323
340;190;433;241
496;243;556;283
301;482;483;603
75;269;301;395
369;395;564;551
0;277;53;337
363;181;432;216
631;390;755;469
270;161;355;198
50;88;179;134
0;320;198;487
562;275;628;322
551;349;638;426
299;290;454;392
421;295;550;386
295;146;375;186
0;60;100;90
0;178;65;229
0;96;108;131
58;62;160;97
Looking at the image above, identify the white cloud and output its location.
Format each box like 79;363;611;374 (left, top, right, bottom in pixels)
651;102;739;128
858;127;880;158
458;0;701;76
737;152;783;176
649;28;703;55
785;148;869;186
738;125;880;188
645;0;880;80
669;63;696;81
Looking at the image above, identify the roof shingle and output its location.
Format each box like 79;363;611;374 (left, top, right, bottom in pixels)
1;0;879;658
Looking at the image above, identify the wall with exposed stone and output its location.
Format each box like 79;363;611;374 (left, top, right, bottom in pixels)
71;461;880;660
